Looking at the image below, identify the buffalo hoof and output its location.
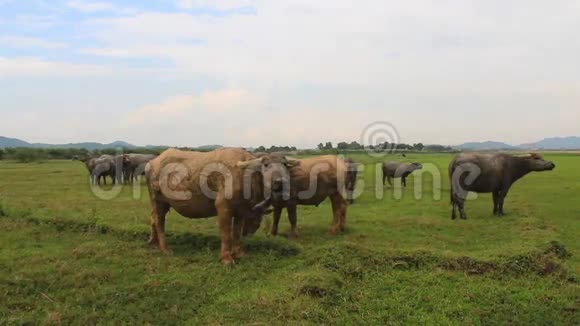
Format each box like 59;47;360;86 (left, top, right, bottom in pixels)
159;247;173;255
329;226;340;235
220;254;235;265
231;248;246;259
288;232;299;240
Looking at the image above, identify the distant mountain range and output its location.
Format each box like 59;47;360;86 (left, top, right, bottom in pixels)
0;136;137;150
0;136;226;151
2;135;579;151
457;137;580;150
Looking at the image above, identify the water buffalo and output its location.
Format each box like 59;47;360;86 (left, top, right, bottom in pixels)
145;148;295;264
251;155;351;238
124;154;156;184
93;155;118;185
382;161;423;187
449;153;555;220
79;155;116;185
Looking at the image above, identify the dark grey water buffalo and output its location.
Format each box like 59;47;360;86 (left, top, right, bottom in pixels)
92;155;117;185
79;155;117;185
382;161;423;187
449;153;555;220
124;154;157;184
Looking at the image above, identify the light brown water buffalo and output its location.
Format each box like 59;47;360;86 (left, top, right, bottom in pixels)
251;155;351;238
145;148;295;264
449;153;555;220
382;161;423;187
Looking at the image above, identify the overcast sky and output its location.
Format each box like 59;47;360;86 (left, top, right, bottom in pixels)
1;0;579;148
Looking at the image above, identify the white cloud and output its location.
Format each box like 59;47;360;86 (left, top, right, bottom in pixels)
0;57;110;77
81;1;580;89
3;1;580;146
67;0;116;12
0;36;66;48
175;0;255;10
123;95;195;127
123;88;260;127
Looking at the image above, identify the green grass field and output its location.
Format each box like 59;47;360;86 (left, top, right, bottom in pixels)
1;153;578;325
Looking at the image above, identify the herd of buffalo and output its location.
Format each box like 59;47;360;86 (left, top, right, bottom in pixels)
79;149;556;264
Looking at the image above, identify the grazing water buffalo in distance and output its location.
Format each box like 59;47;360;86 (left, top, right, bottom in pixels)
93;155;117;185
145;148;294;265
382;161;423;187
79;155;116;185
125;154;156;184
449;153;555;220
251;155;351;238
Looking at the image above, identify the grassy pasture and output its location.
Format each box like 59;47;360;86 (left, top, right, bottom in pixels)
0;153;578;324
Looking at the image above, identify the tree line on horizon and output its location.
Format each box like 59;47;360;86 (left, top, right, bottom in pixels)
315;141;452;152
0;141;454;163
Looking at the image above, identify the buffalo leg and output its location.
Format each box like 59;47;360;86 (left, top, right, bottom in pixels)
492;191;500;216
338;199;347;231
401;176;407;187
387;176;393;186
498;187;511;216
287;204;299;239
459;201;467;220
231;215;245;259
451;201;457;220
216;196;234;265
330;194;346;234
271;206;283;236
149;200;170;253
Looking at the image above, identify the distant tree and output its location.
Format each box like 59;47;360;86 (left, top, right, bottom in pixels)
348;141;363;149
378;142;390;150
425;144;448;152
256;146;266;152
290;146;297;151
12;148;47;163
337;142;349;150
317;143;324;150
324;142;333;150
0;149;4;160
396;143;409;150
413;143;424;151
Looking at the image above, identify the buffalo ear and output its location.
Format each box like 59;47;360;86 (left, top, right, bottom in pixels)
285;158;301;167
